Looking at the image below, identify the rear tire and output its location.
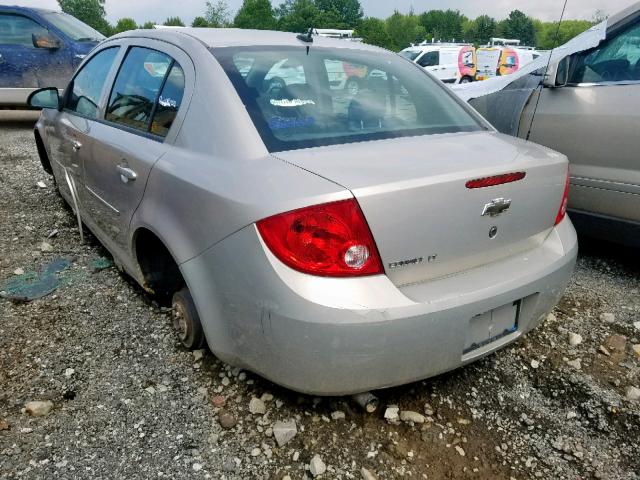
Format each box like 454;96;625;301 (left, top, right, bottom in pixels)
172;286;205;350
460;76;473;84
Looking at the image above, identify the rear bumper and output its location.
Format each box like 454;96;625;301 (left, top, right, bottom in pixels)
182;218;577;396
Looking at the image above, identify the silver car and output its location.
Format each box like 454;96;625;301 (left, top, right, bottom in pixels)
29;28;577;395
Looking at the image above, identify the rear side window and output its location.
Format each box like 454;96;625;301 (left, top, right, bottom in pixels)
213;46;482;152
106;47;173;132
66;47;119;119
0;14;47;47
151;63;185;136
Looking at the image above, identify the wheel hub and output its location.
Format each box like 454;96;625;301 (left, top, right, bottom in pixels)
172;300;189;342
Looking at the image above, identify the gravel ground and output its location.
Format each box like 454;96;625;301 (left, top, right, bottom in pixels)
1;111;639;480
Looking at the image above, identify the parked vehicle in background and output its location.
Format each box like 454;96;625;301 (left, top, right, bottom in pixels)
29;28;576;395
476;42;538;81
461;2;640;247
400;43;476;83
0;6;104;107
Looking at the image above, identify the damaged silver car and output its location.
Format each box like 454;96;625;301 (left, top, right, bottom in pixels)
29;28;576;395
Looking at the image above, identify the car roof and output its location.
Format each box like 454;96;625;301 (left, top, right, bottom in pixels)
0;5;59;14
114;28;386;52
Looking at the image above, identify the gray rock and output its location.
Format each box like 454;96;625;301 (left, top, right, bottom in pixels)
218;410;237;429
599;312;615;323
309;455;326;477
361;467;378;480
568;332;583;347
399;411;426;424
273;419;297;447
625;386;640;401
384;406;399;422
249;397;266;415
566;358;582;370
331;411;346;421
25;400;53;417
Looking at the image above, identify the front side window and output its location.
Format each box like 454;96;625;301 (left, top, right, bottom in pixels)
570;21;640;84
417;51;439;67
106;47;173;132
66;47;119;119
213;46;482;152
0;14;47;47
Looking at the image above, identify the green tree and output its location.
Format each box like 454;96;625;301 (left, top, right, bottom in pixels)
419;9;467;42
354;16;392;49
163;17;185;27
192;16;210;27
464;15;496;45
535;19;593;50
497;10;536;46
141;21;156;29
113;17;138;34
386;11;422;51
315;0;363;28
276;0;322;33
234;0;277;30
205;0;230;27
57;0;111;35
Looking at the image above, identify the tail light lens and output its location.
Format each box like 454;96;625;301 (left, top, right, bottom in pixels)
555;171;570;226
257;199;384;277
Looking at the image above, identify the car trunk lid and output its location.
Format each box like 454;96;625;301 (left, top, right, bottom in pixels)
273;131;568;286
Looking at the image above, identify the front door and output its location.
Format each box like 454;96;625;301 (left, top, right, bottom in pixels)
526;19;640;222
82;45;187;252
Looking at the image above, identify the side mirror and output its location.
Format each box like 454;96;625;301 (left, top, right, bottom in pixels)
32;32;61;50
544;56;571;88
27;87;61;110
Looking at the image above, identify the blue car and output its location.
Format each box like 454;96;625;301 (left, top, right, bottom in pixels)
0;6;104;107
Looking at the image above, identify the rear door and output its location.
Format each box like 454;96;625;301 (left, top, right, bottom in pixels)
0;12;69;90
525;19;640;222
81;40;193;252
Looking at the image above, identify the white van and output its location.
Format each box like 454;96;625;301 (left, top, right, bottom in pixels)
400;44;476;83
476;46;539;80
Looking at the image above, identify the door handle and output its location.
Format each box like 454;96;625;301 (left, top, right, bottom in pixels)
116;164;137;183
71;140;82;152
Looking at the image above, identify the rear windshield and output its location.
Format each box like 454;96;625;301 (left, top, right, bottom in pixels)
211;46;484;152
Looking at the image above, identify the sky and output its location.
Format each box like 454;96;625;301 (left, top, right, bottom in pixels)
11;0;633;25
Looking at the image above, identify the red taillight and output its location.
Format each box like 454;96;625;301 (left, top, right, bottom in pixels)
555;171;570;226
466;172;526;189
257;199;384;277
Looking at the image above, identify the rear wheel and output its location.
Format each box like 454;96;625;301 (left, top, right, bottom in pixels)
172;286;205;350
460;76;473;84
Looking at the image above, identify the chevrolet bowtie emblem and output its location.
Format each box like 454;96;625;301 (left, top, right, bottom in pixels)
482;198;512;217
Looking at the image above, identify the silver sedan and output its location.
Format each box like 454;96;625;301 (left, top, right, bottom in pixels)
29;28;577;395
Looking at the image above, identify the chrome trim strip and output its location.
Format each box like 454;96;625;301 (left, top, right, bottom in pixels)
569;80;640;88
85;185;120;214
